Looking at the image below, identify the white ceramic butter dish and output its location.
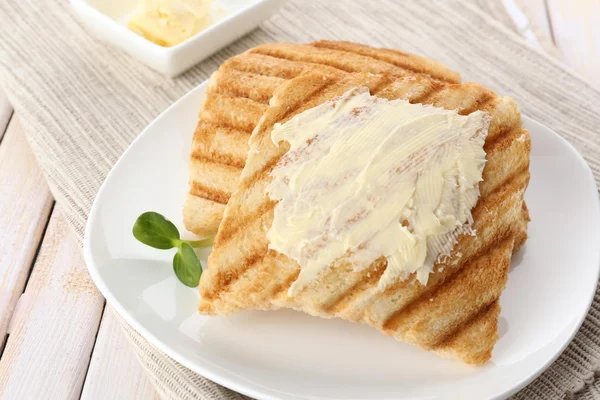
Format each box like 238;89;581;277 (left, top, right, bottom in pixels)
71;0;286;77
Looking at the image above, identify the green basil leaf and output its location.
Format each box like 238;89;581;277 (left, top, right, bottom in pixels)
173;243;202;287
133;212;180;250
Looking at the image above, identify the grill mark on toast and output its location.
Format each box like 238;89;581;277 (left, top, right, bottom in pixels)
433;300;499;351
251;44;436;80
381;233;512;339
207;248;287;302
204;210;275;301
482;166;529;199
191;153;246;170
409;85;445;106
190;182;230;205
270;270;301;299
217;200;277;244
484;126;528;153
324;260;387;313
211;69;286;104
231;52;346;78
208;251;269;301
275;78;338;126
405;85;439;104
429;257;510;349
424;83;495;117
211;85;272;105
369;78;396;96
326;262;447;319
191;121;251;169
197;119;254;136
222;53;306;79
428;297;499;350
458;90;496;116
236;153;283;199
203;91;266;109
471;171;528;221
310;41;460;83
194;120;252;138
252;46;356;73
200;93;266;133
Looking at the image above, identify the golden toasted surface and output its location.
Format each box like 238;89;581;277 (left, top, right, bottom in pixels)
198;72;531;365
185;41;462;236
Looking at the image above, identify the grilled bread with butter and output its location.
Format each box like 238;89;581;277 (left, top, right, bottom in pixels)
185;41;462;236
198;72;531;364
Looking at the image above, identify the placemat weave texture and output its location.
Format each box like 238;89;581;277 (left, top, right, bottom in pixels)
1;1;599;398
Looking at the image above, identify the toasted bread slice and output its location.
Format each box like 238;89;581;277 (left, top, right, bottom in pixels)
198;72;531;364
185;41;462;236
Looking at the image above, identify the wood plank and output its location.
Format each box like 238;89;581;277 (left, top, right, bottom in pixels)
0;116;54;351
0;209;105;399
547;0;600;87
81;308;159;400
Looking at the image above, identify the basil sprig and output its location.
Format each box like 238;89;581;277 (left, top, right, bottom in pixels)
133;212;213;287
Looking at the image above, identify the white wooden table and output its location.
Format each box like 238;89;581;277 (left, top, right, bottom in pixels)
0;1;598;398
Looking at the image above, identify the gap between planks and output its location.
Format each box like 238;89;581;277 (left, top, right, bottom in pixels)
0;90;12;143
81;308;159;400
0;115;53;352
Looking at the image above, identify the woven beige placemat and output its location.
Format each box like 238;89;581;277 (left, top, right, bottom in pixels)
1;1;599;399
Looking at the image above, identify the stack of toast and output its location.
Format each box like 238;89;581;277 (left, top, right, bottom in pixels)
186;41;531;365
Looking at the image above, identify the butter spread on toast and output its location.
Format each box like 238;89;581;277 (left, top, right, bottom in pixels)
266;87;490;295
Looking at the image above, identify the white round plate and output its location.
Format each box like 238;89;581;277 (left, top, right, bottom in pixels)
84;81;600;400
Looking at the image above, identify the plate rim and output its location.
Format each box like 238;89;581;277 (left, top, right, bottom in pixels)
83;81;600;400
